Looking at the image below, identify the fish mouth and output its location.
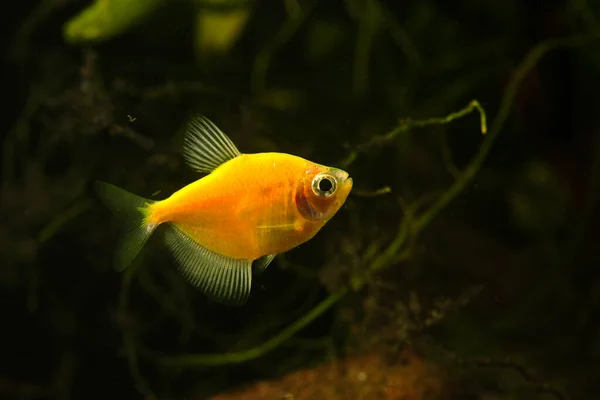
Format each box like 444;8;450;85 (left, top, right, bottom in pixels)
331;168;353;188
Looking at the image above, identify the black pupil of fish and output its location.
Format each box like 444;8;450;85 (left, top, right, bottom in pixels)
319;178;333;193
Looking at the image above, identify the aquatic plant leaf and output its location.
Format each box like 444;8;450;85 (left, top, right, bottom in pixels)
165;224;252;306
195;5;251;57
63;0;166;44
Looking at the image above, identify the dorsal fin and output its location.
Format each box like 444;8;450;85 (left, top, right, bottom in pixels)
182;115;241;173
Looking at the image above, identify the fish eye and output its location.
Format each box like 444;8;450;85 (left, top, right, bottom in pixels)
312;173;337;197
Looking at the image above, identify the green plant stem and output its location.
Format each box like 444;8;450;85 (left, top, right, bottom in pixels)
340;99;487;168
160;287;348;367
153;31;600;368
414;34;599;233
38;199;93;244
252;1;316;93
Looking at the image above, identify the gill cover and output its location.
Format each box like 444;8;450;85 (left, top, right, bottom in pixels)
295;178;324;221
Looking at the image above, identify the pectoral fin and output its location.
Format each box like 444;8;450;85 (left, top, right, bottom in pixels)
253;254;276;275
164;224;252;306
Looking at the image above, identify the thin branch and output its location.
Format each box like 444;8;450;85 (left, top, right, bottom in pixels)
151;31;600;369
340;99;487;168
252;1;317;93
159;287;348;367
413;33;600;233
38;199;93;244
352;186;392;197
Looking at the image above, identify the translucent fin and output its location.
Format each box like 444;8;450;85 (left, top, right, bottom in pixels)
94;181;157;271
254;254;276;275
164;224;252;306
182;115;241;173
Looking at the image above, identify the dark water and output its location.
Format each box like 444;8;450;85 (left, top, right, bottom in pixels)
2;1;600;399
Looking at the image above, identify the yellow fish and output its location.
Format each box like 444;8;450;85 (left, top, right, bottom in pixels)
95;115;353;305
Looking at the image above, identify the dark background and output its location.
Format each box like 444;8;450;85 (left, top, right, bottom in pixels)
2;0;600;399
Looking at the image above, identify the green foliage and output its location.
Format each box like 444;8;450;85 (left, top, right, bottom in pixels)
63;0;254;59
5;1;600;399
63;0;166;44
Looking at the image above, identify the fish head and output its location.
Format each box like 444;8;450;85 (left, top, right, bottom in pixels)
295;163;353;222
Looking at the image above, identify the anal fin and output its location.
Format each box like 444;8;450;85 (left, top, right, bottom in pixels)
164;224;252;306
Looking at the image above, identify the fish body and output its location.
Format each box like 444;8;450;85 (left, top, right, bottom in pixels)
149;152;346;260
95;115;353;305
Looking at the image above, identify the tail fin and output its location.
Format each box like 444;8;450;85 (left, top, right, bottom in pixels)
94;181;158;271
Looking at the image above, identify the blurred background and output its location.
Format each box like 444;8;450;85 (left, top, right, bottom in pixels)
2;0;600;399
